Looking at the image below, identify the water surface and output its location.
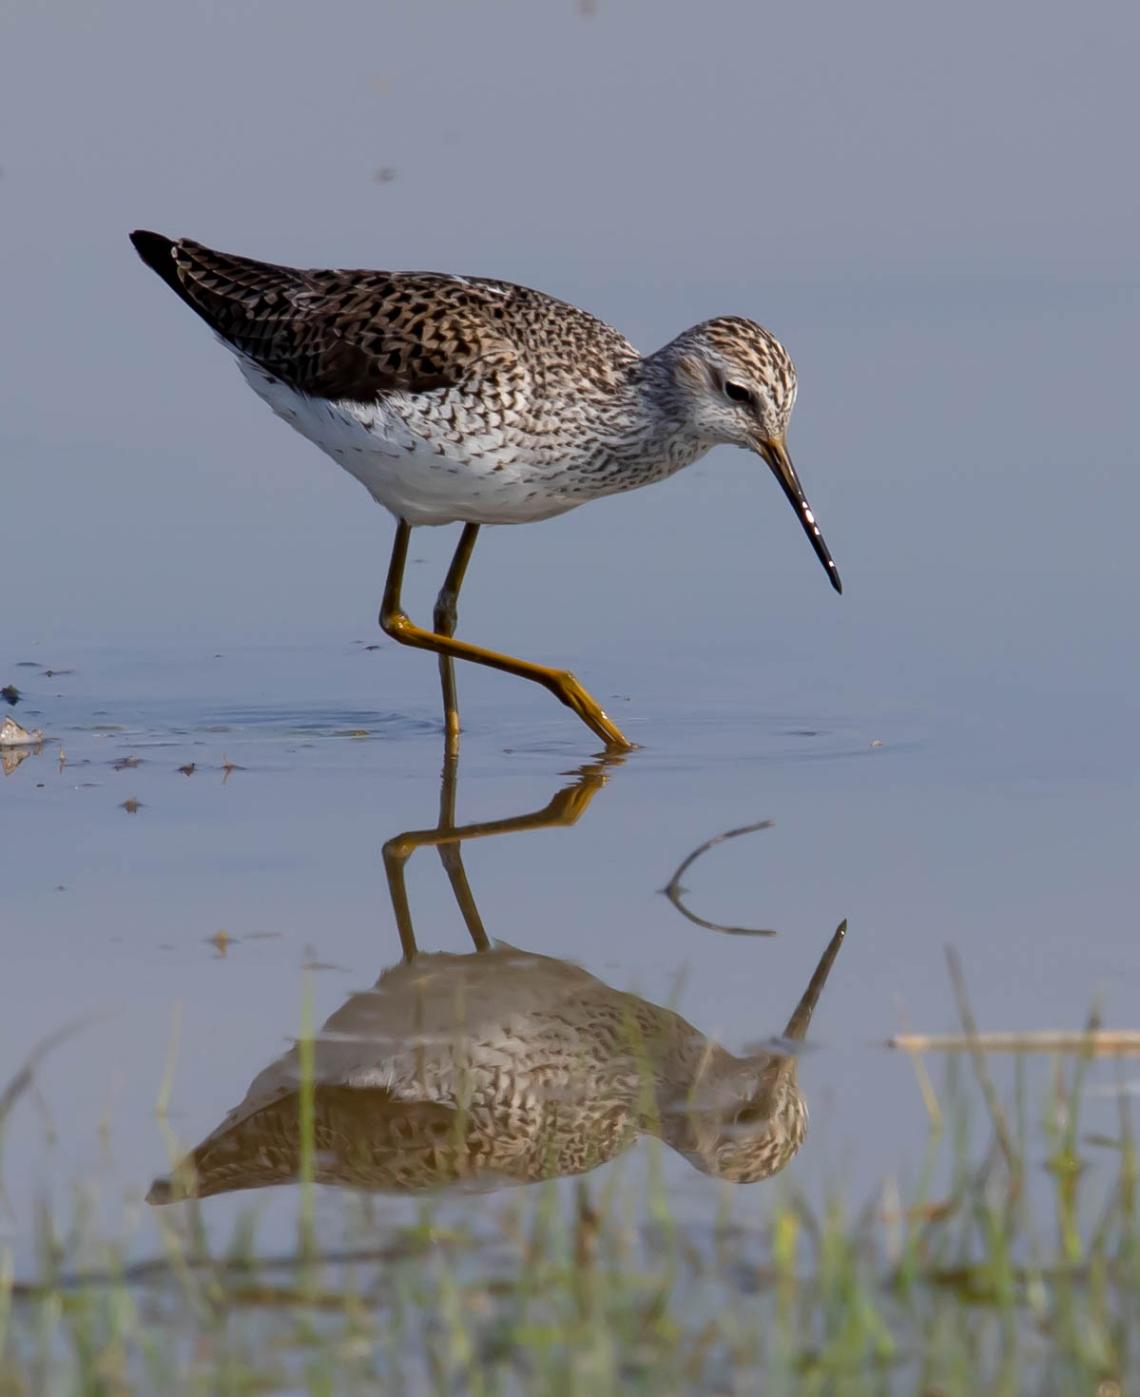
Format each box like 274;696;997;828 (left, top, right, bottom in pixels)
2;0;1138;1299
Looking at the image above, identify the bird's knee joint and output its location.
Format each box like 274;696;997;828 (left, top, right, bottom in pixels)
381;609;413;640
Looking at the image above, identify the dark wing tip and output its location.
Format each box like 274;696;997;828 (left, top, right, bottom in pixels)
129;228;174;265
830;567;843;595
145;1175;174;1205
129;229;184;296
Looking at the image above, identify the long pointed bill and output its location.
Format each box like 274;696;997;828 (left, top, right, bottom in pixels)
761;919;847;1094
782;920;847;1042
759;437;843;594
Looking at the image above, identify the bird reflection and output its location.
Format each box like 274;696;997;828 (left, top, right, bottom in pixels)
149;758;844;1204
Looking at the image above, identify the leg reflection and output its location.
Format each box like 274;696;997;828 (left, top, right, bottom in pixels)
381;751;619;962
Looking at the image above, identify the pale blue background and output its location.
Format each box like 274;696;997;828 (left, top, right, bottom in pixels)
1;0;1138;1266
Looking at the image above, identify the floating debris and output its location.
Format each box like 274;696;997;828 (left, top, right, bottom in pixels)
42;669;75;678
120;797;142;814
113;755;141;771
1;747;34;776
0;715;43;747
207;929;232;957
1;685;19;705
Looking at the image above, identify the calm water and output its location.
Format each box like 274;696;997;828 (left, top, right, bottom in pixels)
2;0;1139;1281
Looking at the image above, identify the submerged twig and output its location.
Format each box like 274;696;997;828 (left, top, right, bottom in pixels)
661;819;776;936
890;1031;1140;1055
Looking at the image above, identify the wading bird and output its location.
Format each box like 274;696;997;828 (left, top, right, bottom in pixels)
131;232;841;750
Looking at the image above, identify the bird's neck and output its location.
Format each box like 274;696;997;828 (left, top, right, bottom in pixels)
586;353;712;481
638;1019;803;1158
630;1011;744;1125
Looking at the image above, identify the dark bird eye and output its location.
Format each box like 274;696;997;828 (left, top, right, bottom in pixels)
724;381;751;404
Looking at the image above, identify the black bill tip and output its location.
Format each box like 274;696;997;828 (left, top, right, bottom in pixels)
760;438;843;596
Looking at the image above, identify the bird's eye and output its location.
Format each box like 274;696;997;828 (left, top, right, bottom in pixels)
724;381;751;404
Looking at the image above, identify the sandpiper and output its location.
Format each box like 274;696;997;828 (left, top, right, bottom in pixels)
146;931;844;1199
130;232;841;750
148;761;846;1201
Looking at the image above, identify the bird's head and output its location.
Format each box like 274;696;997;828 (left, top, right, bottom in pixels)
676;1056;809;1184
661;919;846;1184
663;317;842;593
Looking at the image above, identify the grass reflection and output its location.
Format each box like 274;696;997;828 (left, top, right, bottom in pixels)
0;760;1134;1393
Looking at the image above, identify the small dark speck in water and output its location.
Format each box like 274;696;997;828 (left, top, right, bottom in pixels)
42;669;74;678
1;685;20;705
15;662;40;669
112;755;141;771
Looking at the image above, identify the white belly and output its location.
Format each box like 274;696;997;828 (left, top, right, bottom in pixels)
235;354;577;526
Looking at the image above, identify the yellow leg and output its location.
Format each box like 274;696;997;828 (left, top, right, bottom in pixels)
380;520;633;752
381;751;614;961
435;746;490;952
433;523;480;754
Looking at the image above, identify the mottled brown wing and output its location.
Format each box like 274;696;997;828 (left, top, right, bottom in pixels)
130;230;514;401
146;1085;466;1201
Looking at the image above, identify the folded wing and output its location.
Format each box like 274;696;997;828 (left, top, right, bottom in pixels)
130;230;516;402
